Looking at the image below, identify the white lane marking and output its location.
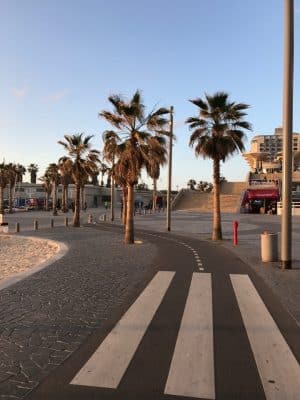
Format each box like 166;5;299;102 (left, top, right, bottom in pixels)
165;273;215;399
71;271;175;389
199;267;204;271
231;274;300;400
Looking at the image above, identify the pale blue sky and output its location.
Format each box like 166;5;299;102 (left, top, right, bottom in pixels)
1;0;300;189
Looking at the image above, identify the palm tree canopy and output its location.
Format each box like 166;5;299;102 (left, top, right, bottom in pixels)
58;133;100;185
186;92;252;162
45;163;61;185
100;90;169;185
6;163;18;186
39;174;53;193
27;163;38;172
0;163;9;188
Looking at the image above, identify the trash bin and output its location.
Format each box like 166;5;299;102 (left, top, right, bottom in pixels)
260;231;278;262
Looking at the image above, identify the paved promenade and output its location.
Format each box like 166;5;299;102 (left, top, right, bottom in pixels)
0;208;299;398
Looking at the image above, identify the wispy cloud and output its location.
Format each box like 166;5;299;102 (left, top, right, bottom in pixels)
45;90;69;102
11;86;29;99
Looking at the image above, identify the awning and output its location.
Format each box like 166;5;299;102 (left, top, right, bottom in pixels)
246;189;279;200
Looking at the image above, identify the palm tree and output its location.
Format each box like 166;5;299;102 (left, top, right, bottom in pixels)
145;136;167;211
27;163;39;184
99;163;108;186
46;163;60;216
187;179;197;190
58;133;100;227
186;92;251;240
39;174;52;211
0;163;9;223
6;163;18;213
15;164;26;183
101;131;120;221
58;157;72;212
99;90;169;244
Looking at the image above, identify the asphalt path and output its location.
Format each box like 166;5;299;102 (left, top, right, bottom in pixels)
27;223;300;400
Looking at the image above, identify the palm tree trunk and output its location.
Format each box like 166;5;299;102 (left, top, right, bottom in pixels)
62;184;66;212
212;158;222;240
64;185;69;212
122;187;127;225
152;178;157;211
52;184;58;216
110;177;115;221
73;184;81;227
125;184;134;244
45;192;49;211
81;186;85;210
8;184;13;213
0;186;4;223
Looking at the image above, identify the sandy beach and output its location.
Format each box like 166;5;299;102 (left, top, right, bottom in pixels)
0;235;60;281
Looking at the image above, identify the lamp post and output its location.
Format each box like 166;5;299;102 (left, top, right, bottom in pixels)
281;0;294;269
110;159;115;222
166;106;174;231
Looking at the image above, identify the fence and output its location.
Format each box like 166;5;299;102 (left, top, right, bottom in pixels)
277;202;300;216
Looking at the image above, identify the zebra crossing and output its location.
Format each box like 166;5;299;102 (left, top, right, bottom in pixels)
70;271;300;400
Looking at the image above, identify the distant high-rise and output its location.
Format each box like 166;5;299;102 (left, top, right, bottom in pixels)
243;127;300;172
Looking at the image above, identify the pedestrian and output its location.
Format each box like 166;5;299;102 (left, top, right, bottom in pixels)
71;201;75;213
84;202;87;212
104;201;108;210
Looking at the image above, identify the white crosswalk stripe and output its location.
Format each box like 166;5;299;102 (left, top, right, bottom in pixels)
71;271;175;388
165;272;215;399
70;272;300;399
231;274;300;400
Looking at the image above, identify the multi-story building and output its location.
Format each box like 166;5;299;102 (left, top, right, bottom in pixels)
240;127;300;213
243;127;300;173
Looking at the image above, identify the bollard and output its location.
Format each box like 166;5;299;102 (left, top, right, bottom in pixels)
103;213;107;222
50;218;54;229
34;220;38;231
64;217;68;227
15;222;20;233
233;220;238;245
261;231;278;262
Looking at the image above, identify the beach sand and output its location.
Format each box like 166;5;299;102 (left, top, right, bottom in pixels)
0;235;60;281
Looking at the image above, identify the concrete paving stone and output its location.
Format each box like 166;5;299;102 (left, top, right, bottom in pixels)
0;227;157;398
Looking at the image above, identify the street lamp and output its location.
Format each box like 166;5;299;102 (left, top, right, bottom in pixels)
166;106;174;231
281;0;294;269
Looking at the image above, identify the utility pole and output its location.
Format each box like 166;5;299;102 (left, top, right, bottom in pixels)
110;160;115;222
281;0;294;269
167;106;174;231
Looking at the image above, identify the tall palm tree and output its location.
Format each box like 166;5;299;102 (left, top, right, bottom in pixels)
186;92;252;240
15;164;26;183
27;163;39;184
99;163;108;186
144;136;167;211
102;131;120;221
46;163;60;216
113;160;128;225
58;157;72;212
6;163;18;213
0;163;9;223
39;174;52;211
99;90;169;244
187;179;197;190
58;133;100;227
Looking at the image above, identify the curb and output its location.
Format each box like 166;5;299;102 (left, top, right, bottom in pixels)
0;236;69;291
